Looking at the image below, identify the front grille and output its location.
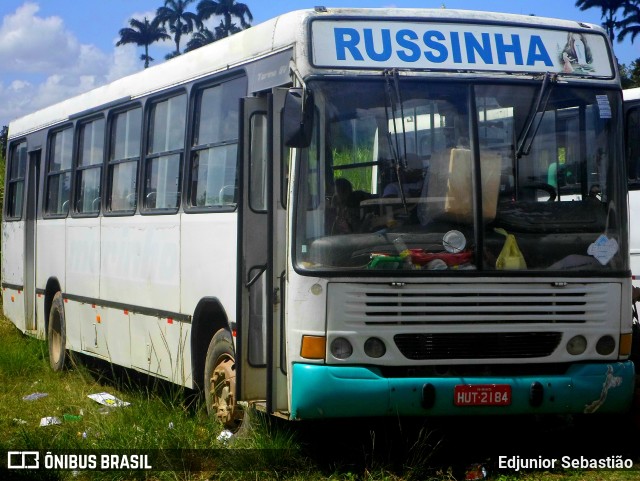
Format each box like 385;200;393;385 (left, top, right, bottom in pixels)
393;332;563;360
327;282;617;326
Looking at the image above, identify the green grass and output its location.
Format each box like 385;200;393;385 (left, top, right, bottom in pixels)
333;147;375;193
0;316;312;480
0;315;638;481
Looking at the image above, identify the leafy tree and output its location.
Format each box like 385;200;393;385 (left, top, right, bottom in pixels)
116;17;170;68
0;125;7;159
196;0;253;38
0;125;6;223
618;0;640;43
629;58;640;86
620;61;633;88
156;0;202;56
575;0;626;41
619;58;640;88
185;27;217;51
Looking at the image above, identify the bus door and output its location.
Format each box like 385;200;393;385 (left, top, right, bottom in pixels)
24;149;41;332
238;91;288;414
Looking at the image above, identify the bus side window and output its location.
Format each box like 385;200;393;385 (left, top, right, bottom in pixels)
6;140;27;219
143;93;186;211
46;127;73;216
107;107;141;213
75;117;105;215
188;76;246;209
627;107;640;188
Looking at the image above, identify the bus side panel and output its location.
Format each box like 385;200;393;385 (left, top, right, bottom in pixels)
66;218;100;299
130;312;192;386
37;218;77;346
100;216;180;313
37;219;66;292
180;212;238;322
65;300;96;355
2;221;26;329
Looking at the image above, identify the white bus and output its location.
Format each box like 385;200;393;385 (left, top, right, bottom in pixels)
624;87;640;287
2;8;635;427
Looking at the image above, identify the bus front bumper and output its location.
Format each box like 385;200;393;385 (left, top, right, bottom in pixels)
290;361;635;420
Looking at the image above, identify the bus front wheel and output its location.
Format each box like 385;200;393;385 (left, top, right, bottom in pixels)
48;292;68;372
204;328;243;429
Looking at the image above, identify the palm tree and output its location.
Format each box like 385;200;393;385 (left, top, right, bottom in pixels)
196;0;253;38
618;1;640;43
155;0;202;55
575;0;626;41
116;17;170;68
185;27;217;51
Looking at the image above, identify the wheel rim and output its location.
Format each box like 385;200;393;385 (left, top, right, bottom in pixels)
50;313;62;364
209;354;240;427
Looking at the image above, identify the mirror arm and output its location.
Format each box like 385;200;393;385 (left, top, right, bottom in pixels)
289;60;309;115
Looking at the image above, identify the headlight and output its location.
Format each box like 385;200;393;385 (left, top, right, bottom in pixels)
566;335;587;355
364;337;386;358
596;335;615;355
330;337;353;359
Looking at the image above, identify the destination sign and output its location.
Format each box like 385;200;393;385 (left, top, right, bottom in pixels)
310;20;613;77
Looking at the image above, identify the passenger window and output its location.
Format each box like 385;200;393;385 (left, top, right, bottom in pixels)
6;140;27;219
75;118;104;214
108;107;141;213
627;107;640;189
143;93;187;211
46;127;73;216
189;76;247;208
249;113;268;211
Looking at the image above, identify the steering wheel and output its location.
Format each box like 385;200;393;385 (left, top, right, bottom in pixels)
520;182;557;202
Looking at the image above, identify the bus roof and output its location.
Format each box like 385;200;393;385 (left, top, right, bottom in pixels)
624;87;640;102
8;8;607;139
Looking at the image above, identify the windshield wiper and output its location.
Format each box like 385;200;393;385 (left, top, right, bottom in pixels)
383;69;409;215
515;72;557;159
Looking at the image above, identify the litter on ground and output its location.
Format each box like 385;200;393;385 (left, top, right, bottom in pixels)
39;416;62;427
22;392;48;401
87;392;130;407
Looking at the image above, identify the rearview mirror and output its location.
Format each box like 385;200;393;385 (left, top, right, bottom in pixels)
282;88;314;148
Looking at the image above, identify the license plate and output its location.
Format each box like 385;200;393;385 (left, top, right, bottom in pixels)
454;384;511;406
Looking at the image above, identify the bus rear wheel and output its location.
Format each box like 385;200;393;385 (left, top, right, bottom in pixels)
204;329;243;429
48;292;68;371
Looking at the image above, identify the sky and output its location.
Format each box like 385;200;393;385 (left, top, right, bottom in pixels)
1;0;640;128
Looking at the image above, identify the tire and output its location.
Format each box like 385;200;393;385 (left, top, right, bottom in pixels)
204;328;243;429
48;292;68;372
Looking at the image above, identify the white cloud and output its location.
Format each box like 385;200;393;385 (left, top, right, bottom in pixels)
0;2;142;126
0;2;80;73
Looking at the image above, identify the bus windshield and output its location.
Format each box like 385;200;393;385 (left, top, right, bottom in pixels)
294;79;626;273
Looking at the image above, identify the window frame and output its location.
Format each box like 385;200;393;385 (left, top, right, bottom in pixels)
5;139;28;221
44;125;74;218
185;74;247;214
141;90;187;215
72;115;106;218
626;104;640;191
105;104;142;217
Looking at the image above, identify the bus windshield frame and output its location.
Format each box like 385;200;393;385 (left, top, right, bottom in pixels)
293;77;627;275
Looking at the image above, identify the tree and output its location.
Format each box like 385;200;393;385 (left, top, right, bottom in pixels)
630;58;640;86
185;27;217;52
575;0;626;41
0;125;7;159
618;0;640;43
0;125;7;223
156;0;202;56
196;0;253;38
116;17;170;68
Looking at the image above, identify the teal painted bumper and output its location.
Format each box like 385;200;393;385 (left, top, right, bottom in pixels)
290;362;635;420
